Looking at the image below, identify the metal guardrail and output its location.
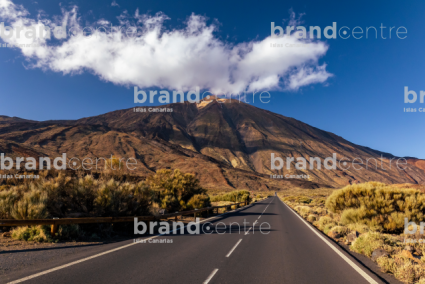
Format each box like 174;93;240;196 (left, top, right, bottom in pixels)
0;200;254;236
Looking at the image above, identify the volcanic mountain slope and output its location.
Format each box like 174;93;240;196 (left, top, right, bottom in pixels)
0;97;424;189
0;116;323;191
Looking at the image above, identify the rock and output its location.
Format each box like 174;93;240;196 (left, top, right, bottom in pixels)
328;231;341;239
346;231;360;244
371;249;388;262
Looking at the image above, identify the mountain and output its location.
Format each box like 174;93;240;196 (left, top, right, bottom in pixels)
1;97;424;190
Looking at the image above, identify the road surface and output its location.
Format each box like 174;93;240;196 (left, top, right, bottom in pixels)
2;197;395;284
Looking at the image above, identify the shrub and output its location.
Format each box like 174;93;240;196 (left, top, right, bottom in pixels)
295;206;314;218
0;188;20;219
56;224;83;240
376;257;397;274
325;182;425;232
1;169;208;225
11;189;48;220
328;225;350;236
211;190;251;203
93;179;152;217
350;232;385;257
187;194;211;210
307;214;318;222
323;223;340;235
147;169;207;212
11;225;53;242
346;223;372;234
283;196;312;204
377;254;425;283
393;255;425;283
317;216;335;231
350;231;401;257
315;207;327;216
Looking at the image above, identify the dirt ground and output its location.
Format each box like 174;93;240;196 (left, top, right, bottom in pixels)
0;232;102;252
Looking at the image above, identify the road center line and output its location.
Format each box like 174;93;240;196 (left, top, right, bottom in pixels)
203;268;218;284
279;198;379;284
226;239;242;257
260;199;272;215
245;227;252;235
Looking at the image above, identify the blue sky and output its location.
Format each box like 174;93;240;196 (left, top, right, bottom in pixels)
0;0;424;158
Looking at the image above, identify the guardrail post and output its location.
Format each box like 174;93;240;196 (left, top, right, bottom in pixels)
51;224;58;237
50;217;59;237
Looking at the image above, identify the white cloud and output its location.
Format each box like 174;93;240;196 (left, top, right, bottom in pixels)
111;1;119;7
0;0;332;94
287;64;332;90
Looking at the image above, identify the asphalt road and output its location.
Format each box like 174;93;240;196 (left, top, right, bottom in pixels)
2;197;395;284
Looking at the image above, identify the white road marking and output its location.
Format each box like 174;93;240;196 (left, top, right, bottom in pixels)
226;239;243;257
253;198;272;224
8;205;250;283
203;269;219;284
261;199;273;215
279;198;379;284
245;227;252;235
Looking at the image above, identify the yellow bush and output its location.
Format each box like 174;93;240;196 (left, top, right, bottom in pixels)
147;169;207;212
283;196;312;204
350;231;401;257
307;214;318;222
326;182;425;232
393;255;425;283
376;257;397;274
346;223;372;234
317;216;336;231
187;194;211;210
328;225;350;236
11;225;52;242
211;190;250;203
294;206;314;218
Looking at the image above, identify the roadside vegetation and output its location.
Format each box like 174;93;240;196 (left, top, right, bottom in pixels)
280;182;425;284
210;190;251;203
0;168;210;243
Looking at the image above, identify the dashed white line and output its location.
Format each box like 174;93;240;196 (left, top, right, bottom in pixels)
244;227;252;235
203;268;219;284
226;239;242;257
